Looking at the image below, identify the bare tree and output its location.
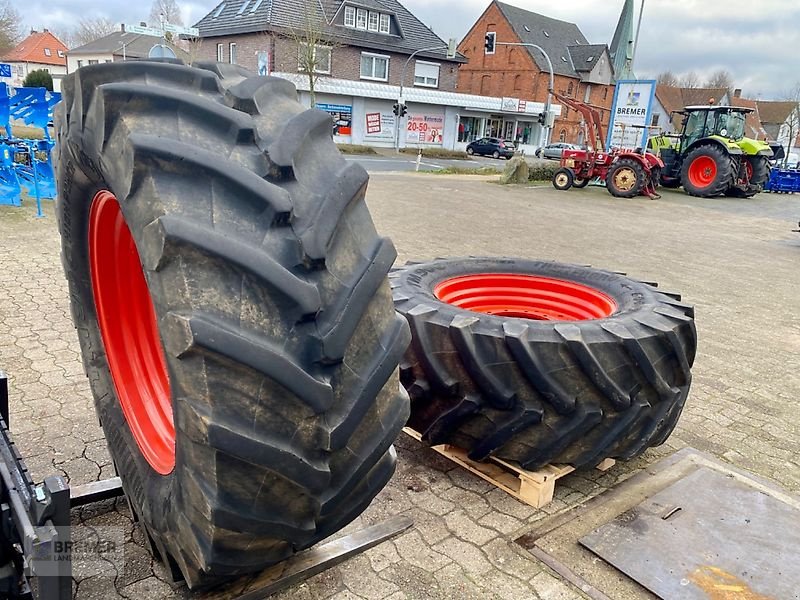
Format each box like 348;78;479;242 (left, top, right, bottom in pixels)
780;83;800;167
287;0;339;107
0;0;21;56
656;71;679;87
680;71;700;89
71;17;118;47
150;0;183;26
183;36;204;66
705;69;734;92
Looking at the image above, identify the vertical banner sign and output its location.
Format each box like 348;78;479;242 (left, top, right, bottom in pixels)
607;80;656;150
406;114;444;144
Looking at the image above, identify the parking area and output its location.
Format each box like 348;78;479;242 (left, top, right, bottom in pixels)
0;177;798;599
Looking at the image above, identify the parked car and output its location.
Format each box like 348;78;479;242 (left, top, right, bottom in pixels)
535;143;580;160
466;138;516;159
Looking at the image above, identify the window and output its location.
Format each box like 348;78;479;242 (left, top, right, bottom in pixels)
513;74;522;91
379;14;390;33
559;129;566;142
213;3;226;17
299;44;331;74
57;50;64;57
651;114;660;127
360;53;388;81
584;84;591;103
217;43;224;62
567;82;574;96
44;48;51;56
413;61;439;88
238;0;251;14
603;87;608;101
368;11;379;31
356;8;367;29
344;6;355;27
229;42;237;64
88;59;99;65
251;0;264;11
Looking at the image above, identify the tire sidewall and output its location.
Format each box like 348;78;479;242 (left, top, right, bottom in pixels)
56;132;176;535
681;145;731;196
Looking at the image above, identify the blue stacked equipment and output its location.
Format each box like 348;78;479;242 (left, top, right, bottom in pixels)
765;167;800;194
0;83;60;207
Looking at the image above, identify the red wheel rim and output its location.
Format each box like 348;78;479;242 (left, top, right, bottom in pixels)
89;191;175;475
687;155;717;188
434;273;617;321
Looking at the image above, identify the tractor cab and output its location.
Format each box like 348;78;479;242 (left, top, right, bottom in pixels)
678;106;748;151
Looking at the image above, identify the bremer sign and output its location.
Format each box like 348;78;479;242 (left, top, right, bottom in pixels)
606;80;656;150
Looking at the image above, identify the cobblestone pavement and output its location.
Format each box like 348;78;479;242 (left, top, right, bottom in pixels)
0;179;798;599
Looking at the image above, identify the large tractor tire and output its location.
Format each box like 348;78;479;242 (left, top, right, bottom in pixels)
680;145;735;197
392;258;696;470
606;158;646;198
53;61;410;588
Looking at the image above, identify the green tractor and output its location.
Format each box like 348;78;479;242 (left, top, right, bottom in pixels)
649;106;774;198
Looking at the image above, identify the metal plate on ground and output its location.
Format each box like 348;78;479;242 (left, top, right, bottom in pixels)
515;449;800;600
580;466;800;600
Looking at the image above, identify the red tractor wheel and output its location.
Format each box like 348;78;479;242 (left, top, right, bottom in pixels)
680;145;734;197
606;158;645;198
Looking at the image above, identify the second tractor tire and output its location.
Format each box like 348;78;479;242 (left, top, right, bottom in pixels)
681;144;735;197
392;258;696;470
606;158;645;198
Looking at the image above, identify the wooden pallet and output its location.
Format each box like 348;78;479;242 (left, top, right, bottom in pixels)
402;427;615;508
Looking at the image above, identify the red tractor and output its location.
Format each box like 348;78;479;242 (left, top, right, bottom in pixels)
549;90;663;199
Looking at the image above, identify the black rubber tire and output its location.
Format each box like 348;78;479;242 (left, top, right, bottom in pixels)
467;147;474;155
745;155;770;192
392;257;696;470
572;177;590;188
493;150;501;159
54;61;410;588
606;158;645;198
680;144;735;197
552;168;574;191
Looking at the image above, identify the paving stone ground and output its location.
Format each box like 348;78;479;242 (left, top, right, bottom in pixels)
1;177;798;599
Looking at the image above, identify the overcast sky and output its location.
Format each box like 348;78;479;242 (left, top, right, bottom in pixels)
22;0;800;99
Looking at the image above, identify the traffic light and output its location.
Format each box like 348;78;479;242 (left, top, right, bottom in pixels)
537;112;546;126
392;103;400;116
393;103;408;117
484;32;496;54
399;103;408;117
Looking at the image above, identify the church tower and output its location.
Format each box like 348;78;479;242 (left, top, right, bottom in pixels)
610;0;636;79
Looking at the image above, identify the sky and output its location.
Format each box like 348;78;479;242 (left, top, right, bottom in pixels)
20;0;800;100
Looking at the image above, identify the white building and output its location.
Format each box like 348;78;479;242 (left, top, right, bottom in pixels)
67;28;189;73
1;30;68;92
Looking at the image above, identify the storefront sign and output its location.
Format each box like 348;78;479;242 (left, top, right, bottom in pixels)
501;97;519;112
518;100;527;112
365;111;396;139
406;114;444;144
607;80;656;150
317;103;352;136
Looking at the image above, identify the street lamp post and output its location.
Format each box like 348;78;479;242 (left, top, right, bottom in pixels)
496;42;555;146
394;45;447;151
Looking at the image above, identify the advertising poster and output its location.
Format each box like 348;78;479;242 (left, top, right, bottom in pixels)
317;103;352;136
406;114;445;145
364;111;395;140
607;80;656;150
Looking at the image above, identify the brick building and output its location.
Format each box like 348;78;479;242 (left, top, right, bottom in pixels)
456;1;615;147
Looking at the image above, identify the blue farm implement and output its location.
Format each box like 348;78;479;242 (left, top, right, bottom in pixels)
0;83;60;207
765;168;800;194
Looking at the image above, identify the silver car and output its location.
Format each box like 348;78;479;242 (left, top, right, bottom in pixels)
535;143;579;160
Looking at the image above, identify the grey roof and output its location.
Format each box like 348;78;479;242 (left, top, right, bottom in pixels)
194;0;465;62
567;44;606;72
68;31;189;60
495;2;588;77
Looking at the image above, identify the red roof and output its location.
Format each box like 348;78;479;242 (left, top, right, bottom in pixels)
731;96;768;140
1;31;68;67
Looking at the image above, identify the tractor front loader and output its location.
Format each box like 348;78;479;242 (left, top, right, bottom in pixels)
649;105;773;198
